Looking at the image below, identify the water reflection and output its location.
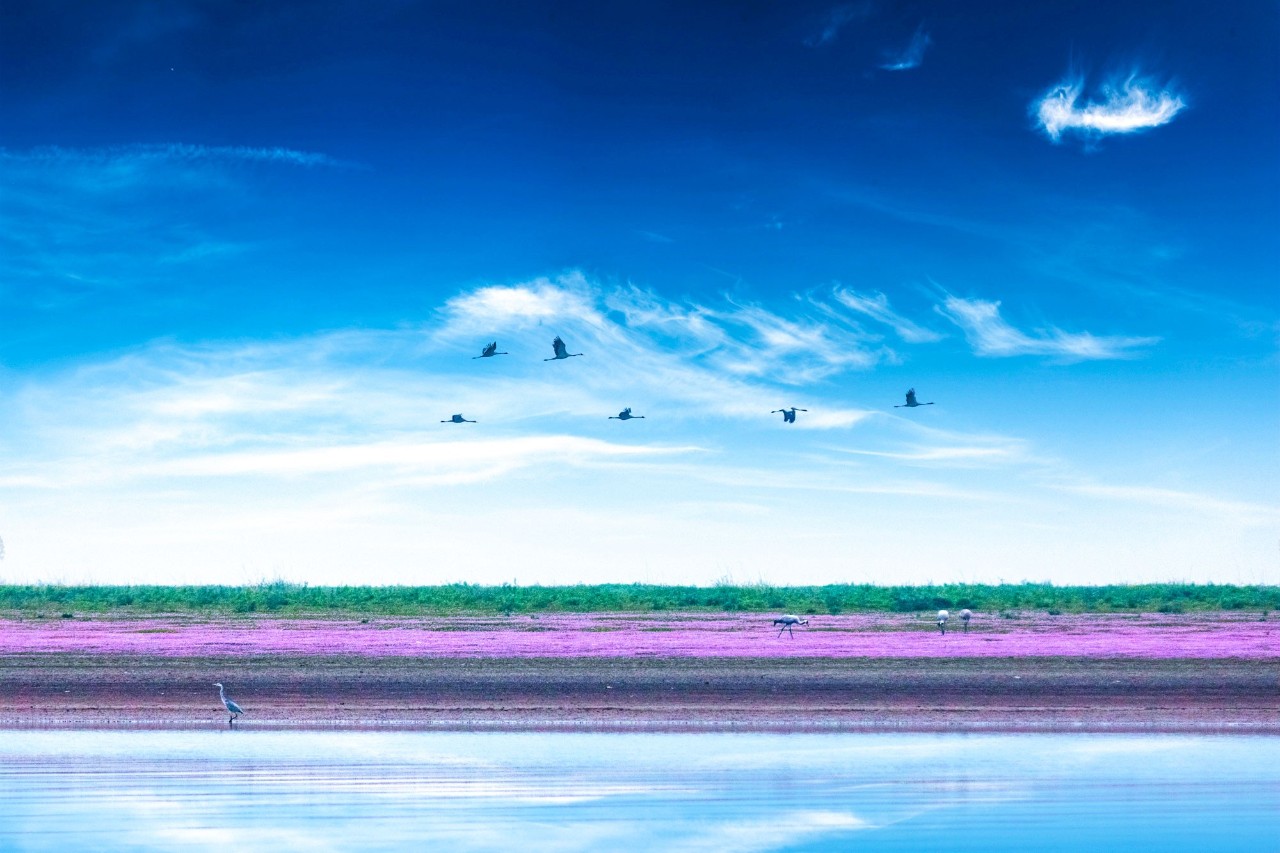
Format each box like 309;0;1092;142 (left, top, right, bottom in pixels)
0;731;1275;851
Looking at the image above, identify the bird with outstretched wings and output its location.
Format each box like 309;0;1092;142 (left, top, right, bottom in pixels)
544;336;583;361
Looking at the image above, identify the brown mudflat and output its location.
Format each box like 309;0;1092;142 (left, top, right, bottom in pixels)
1;654;1276;732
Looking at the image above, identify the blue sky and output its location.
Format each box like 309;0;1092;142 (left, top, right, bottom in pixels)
1;1;1277;585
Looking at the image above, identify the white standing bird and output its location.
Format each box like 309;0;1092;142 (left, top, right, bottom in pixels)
895;388;934;408
771;407;807;424
609;407;644;420
441;414;477;424
473;341;508;358
544;336;583;361
772;614;809;638
214;682;245;726
960;608;972;633
936;609;949;635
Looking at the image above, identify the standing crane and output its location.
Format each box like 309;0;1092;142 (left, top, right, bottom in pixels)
771;407;807;424
936;609;949;635
609;407;645;420
960;609;972;633
473;342;508;358
895;388;934;408
772;614;809;638
214;682;245;726
544;336;583;361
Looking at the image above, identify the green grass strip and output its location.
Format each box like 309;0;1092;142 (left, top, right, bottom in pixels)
0;582;1276;617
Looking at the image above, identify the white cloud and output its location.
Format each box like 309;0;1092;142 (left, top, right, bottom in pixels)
1056;481;1279;527
1033;73;1186;142
804;3;872;47
0;143;352;301
441;274;894;388
4;273;889;496
1;143;349;172
837;444;1026;466
441;275;604;331
833;288;943;343
936;295;1159;360
712;300;886;381
158;436;698;482
880;27;931;71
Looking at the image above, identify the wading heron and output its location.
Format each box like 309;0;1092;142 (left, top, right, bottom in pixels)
214;682;244;726
895;388;934;408
544;336;583;361
441;414;476;424
609;407;644;420
771;407;807;424
473;342;508;358
773;614;809;638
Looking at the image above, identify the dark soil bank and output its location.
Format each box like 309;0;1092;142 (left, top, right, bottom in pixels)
2;655;1276;732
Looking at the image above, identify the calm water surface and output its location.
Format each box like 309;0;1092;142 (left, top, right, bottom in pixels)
0;730;1275;851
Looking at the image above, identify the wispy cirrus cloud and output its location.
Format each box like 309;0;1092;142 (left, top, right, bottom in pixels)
8;272;886;489
879;27;931;71
833;288;943;343
804;3;872;47
711;300;887;381
443;273;896;387
0;142;354;305
0;271;921;583
836;444;1026;467
936;294;1159;360
1033;72;1186;143
1;143;351;172
1055;481;1279;528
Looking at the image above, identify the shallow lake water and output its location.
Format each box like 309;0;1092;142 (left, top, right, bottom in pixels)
0;730;1275;851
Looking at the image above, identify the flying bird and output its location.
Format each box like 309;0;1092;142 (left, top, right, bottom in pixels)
772;614;809;638
441;414;476;424
771;407;807;424
473;342;508;358
895;388;934;408
214;682;245;726
936;609;949;635
609;407;645;420
544;336;583;361
960;608;973;633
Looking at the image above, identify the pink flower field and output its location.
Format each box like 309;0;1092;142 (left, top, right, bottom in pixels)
1;611;1274;658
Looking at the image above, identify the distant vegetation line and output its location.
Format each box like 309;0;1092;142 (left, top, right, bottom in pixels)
0;582;1275;616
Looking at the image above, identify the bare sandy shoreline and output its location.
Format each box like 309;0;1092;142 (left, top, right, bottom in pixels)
2;654;1276;733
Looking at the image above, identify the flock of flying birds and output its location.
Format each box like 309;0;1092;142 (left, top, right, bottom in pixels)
443;336;935;425
210;340;947;725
